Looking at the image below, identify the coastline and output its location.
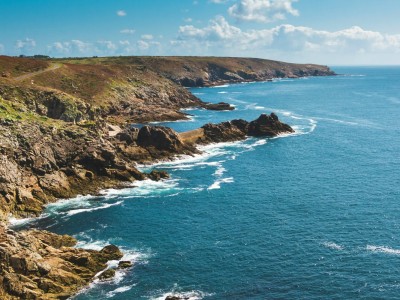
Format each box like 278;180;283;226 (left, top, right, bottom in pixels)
0;55;335;299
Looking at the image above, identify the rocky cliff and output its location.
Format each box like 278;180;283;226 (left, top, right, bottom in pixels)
0;225;124;299
63;56;335;87
0;55;332;298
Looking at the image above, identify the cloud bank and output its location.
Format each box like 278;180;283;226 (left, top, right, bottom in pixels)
174;16;400;64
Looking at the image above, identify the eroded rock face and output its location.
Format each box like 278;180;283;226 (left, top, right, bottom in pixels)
202;122;247;143
201;113;294;143
0;226;123;299
137;125;184;151
247;113;294;137
0;120;146;220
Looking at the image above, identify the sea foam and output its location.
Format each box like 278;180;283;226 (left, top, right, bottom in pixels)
367;245;400;255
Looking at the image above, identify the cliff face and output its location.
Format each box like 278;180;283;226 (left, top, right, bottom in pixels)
0;55;334;298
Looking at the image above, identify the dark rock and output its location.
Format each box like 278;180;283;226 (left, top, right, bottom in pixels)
116;127;139;145
148;170;169;181
201;121;247;143
247;113;294;137
137;125;184;151
231;119;249;132
203;102;235;111
118;261;133;269
98;269;115;280
100;245;124;261
201;113;293;143
165;296;188;300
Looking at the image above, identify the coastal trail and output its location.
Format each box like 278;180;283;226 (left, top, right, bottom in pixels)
13;62;62;82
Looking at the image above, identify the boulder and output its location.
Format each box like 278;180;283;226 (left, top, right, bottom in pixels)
99;244;123;261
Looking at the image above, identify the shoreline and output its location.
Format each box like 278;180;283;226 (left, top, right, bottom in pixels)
2;108;311;299
0;55;335;299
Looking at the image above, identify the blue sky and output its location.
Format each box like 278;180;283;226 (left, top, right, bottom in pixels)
1;0;400;65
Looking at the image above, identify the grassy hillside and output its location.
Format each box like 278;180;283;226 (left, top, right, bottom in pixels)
0;55;335;125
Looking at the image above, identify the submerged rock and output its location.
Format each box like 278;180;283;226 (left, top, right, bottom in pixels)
203;102;235;111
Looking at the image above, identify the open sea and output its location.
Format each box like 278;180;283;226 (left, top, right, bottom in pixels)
13;66;400;299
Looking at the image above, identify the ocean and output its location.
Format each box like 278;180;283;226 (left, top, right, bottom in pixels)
14;67;400;299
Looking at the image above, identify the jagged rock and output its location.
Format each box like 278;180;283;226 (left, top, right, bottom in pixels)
98;269;115;281
115;127;139;145
247;113;294;137
118;261;133;269
201;113;293;143
147;170;169;181
137;126;184;151
0;225;123;299
201;121;247;143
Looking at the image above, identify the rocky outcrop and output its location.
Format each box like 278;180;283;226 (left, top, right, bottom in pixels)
133;125;198;161
200;113;294;143
248;113;294;136
137;126;185;151
202;102;235;111
0;226;123;299
202;122;247;143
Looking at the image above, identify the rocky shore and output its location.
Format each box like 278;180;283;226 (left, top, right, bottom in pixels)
0;55;334;298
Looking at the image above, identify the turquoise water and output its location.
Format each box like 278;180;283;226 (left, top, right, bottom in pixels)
16;67;400;299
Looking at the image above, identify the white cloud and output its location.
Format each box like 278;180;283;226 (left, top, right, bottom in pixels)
95;41;118;54
210;0;228;3
120;29;135;34
117;10;127;17
228;0;299;23
141;34;154;40
184;18;193;23
48;40;94;56
178;16;241;41
119;40;130;46
137;40;150;50
15;38;36;53
70;40;92;53
174;17;400;64
137;40;161;52
47;37;163;57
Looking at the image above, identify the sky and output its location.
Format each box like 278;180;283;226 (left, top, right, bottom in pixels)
1;0;400;65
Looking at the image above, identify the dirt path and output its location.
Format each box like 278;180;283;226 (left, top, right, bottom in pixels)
13;63;62;82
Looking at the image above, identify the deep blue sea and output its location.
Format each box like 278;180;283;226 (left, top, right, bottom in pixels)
14;67;400;299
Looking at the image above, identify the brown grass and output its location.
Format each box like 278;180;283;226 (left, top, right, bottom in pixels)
0;55;49;77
